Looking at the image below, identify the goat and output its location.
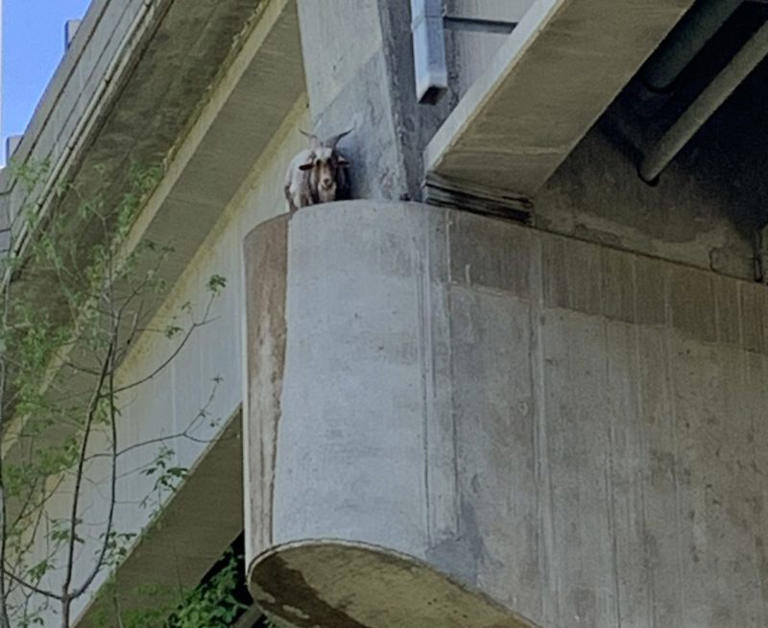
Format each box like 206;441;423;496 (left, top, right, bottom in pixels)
284;130;351;213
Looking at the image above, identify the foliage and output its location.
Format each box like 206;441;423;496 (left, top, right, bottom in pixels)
0;159;235;628
91;551;253;628
170;552;249;628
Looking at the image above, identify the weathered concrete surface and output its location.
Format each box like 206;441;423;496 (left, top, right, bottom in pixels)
296;0;458;202
296;0;410;201
424;0;695;199
251;542;537;627
243;215;289;567
536;45;768;282
244;200;768;627
296;0;766;286
2;0;303;460
2;0;149;227
444;1;534;101
6;0;272;247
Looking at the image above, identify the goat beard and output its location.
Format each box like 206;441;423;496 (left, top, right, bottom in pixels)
316;184;338;203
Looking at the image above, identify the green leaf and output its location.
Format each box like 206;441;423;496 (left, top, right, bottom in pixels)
207;274;227;295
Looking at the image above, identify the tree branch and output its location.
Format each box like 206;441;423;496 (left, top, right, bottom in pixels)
73;337;119;599
84;378;222;465
2;567;63;601
111;293;217;396
60;336;113;623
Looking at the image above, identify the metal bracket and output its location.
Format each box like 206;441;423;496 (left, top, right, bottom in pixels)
411;1;518;104
411;0;449;104
443;16;517;35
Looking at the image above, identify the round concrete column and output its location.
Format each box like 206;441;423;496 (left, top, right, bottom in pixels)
242;201;535;627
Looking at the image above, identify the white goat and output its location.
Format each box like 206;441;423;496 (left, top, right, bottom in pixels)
284;130;351;213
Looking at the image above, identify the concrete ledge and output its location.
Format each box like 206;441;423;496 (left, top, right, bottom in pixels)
424;0;695;199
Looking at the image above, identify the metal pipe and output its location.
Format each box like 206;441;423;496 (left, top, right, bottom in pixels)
643;0;743;91
411;0;448;104
639;19;768;183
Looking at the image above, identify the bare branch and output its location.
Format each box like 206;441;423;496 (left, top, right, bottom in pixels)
111;294;217;396
86;379;222;467
2;567;63;601
0;165;225;626
60;335;113;618
0;217;14;628
72;337;119;599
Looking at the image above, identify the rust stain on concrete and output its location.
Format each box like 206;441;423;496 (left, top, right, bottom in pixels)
243;215;289;553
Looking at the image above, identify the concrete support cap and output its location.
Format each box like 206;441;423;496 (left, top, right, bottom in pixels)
248;540;539;628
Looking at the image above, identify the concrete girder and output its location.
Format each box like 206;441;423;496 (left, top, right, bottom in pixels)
424;0;696;200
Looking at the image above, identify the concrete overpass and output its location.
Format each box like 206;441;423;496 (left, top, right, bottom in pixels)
2;0;768;626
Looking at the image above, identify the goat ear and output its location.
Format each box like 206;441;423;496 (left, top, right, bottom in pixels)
337;156;350;167
326;128;353;148
298;161;314;171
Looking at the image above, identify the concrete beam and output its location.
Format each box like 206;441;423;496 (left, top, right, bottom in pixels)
424;0;695;200
74;412;243;627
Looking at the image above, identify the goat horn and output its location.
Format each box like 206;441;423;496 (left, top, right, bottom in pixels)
299;129;320;148
325;128;353;148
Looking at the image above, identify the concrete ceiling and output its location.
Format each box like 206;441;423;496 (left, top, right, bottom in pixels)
424;0;697;201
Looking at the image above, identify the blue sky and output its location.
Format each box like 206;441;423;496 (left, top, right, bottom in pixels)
3;0;92;162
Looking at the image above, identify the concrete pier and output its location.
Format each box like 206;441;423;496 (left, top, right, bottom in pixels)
244;200;768;627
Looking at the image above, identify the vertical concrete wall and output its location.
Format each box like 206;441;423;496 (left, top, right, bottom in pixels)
296;0;410;200
444;0;533;99
244;200;768;628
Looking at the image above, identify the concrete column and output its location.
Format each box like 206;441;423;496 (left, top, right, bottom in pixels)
243;200;768;627
243;201;536;627
295;0;455;203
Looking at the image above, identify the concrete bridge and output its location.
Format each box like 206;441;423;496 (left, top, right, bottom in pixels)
2;0;768;626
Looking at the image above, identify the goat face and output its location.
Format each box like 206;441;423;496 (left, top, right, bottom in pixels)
299;146;350;203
